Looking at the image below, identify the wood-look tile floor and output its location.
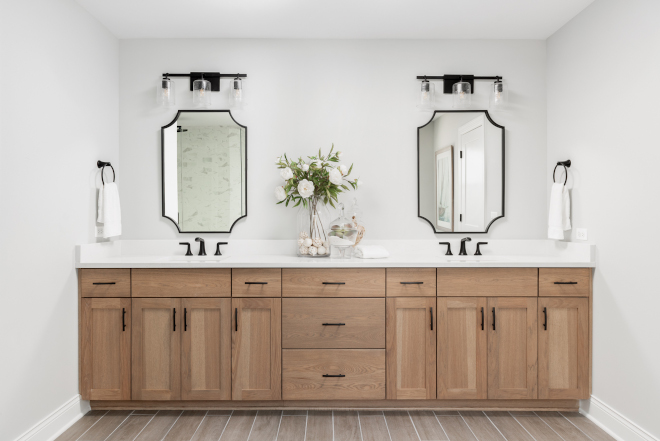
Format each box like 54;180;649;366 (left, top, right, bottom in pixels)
56;410;616;441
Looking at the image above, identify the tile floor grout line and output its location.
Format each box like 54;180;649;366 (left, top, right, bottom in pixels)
303;411;308;441
432;412;452;441
245;410;259;441
72;410;109;441
186;411;208;441
100;412;133;441
215;410;233;441
458;412;481;441
332;410;335;441
558;412;596;441
273;411;283;441
407;411;422;441
158;410;184;441
508;412;542;441
381;411;395;441
532;411;567;441
129;412;157;441
356;411;364;441
481;412;509;441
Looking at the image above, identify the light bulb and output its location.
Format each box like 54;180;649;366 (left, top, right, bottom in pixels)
452;80;471;109
417;80;434;110
192;76;212;108
489;80;507;109
156;77;175;107
229;77;244;108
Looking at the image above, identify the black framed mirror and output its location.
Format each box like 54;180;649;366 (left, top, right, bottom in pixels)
161;110;247;233
417;110;504;233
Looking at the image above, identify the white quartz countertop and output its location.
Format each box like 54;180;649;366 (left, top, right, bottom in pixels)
76;240;595;268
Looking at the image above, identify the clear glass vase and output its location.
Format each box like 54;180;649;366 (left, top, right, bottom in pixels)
296;197;330;257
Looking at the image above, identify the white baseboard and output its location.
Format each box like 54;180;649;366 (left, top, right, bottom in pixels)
13;395;91;441
581;396;658;441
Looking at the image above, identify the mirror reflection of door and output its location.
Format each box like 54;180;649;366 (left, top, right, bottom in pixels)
458;116;485;232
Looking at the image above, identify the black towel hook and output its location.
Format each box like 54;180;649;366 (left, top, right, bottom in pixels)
553;160;571;186
97;160;115;185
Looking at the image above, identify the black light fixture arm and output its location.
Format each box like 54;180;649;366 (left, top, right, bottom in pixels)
162;72;248;92
416;74;503;94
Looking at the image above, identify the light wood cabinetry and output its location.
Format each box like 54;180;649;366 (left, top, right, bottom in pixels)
81;269;131;298
487;297;538;399
282;268;385;297
81;298;131;400
386;297;436;399
232;268;282;297
437;297;488;399
232;297;281;400
437;268;538;297
132;298;181;400
539;268;591;297
386;268;436;297
181;298;232;400
538;297;589;399
132;269;231;297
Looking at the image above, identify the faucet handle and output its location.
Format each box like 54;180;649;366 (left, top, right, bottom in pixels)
179;242;193;256
215;242;228;256
439;242;453;256
461;237;472;242
475;242;488;256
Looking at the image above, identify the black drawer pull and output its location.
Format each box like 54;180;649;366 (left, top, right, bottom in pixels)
492;307;496;331
322;323;346;326
184;308;188;331
173;308;176;331
480;307;484;331
400;282;424;285
543;307;548;330
322;282;346;285
93;282;116;285
430;307;433;331
322;374;346;378
122;308;126;331
245;282;268;285
554;281;578;285
235;308;238;332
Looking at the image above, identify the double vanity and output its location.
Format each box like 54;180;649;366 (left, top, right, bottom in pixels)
77;240;594;412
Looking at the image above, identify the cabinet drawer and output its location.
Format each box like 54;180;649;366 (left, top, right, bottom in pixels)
539;268;590;297
282;268;385;297
232;268;281;297
437;268;538;297
80;269;131;298
282;298;385;349
132;269;231;297
386;268;436;296
282;349;385;400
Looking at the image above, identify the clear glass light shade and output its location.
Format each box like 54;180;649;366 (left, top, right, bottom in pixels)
228;77;245;109
157;77;175;107
417;80;435;110
192;77;212;108
452;81;472;109
489;80;507;109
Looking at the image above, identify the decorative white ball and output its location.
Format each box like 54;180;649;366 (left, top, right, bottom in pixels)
303;238;313;247
299;246;309;255
317;246;327;255
299;231;309;239
309;246;318;256
323;241;329;248
312;238;323;247
297;238;304;246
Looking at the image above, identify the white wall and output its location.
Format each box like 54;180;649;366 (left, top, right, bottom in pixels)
119;39;548;240
0;0;118;439
547;0;660;438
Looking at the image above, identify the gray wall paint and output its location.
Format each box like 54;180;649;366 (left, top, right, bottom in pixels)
548;0;660;438
119;39;547;239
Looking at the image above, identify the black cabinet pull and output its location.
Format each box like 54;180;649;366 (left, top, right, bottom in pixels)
322;282;345;285
480;307;484;331
245;282;268;285
122;308;126;331
322;374;346;378
235;308;238;332
173;308;176;331
543;307;547;330
492;307;496;331
430;307;434;331
322;323;345;326
554;281;578;285
400;282;423;285
93;282;115;285
184;308;188;331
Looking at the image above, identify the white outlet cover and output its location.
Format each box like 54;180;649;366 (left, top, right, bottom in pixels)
576;228;588;241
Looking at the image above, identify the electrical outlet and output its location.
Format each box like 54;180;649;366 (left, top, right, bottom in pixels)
95;225;104;238
576;228;588;241
490;211;498;220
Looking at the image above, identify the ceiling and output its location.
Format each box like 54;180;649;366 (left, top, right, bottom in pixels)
75;0;593;40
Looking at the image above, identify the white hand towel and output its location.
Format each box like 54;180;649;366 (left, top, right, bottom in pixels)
354;245;389;259
97;182;122;238
548;182;571;240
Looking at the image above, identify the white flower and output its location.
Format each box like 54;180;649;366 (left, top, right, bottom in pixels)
280;167;293;180
313;160;323;168
298;179;315;198
275;186;287;202
275;156;281;164
357;179;364;187
338;164;348;175
329;168;343;185
302;163;309;172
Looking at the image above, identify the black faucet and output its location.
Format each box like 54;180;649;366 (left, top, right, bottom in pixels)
215;242;228;256
195;237;206;256
459;237;472;256
475;242;488;256
179;242;193;256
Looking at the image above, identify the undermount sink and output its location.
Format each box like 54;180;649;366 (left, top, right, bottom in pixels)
441;255;499;263
158;256;228;263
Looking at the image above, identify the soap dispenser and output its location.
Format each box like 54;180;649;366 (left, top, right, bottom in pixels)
328;203;358;258
348;197;366;247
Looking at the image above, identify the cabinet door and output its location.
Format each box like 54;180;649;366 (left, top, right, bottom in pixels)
487;297;537;399
232;298;281;400
437;297;487;399
132;298;181;400
538;297;589;399
182;298;232;400
81;298;131;400
386;297;436;399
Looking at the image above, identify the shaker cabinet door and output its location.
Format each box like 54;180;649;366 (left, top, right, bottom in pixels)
232;298;282;400
132;298;181;400
487;297;538;399
538;297;589;399
386;297;436;399
181;298;232;400
81;298;131;400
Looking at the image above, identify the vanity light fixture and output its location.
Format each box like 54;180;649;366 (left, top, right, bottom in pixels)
452;77;472;109
192;74;212;108
156;72;248;107
417;77;435;110
228;76;244;109
415;74;503;110
489;78;507;109
157;75;175;108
